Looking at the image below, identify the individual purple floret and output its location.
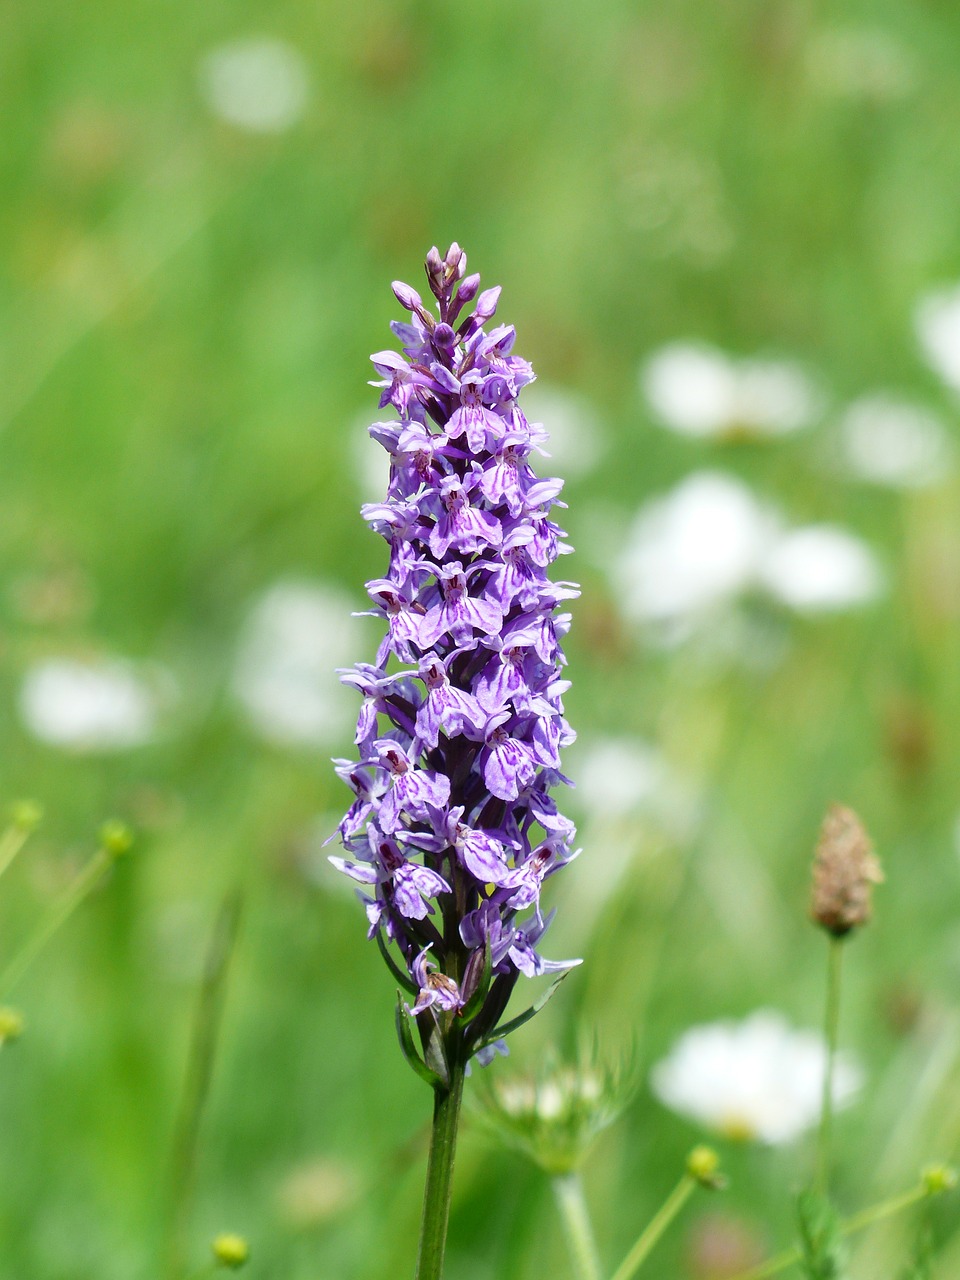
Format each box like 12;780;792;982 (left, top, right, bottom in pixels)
332;243;580;1081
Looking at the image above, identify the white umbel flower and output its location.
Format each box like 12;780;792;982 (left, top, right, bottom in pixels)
916;283;960;394
232;580;364;747
839;394;952;489
19;656;166;751
519;383;605;477
200;38;310;134
642;342;818;440
760;525;883;612
651;1010;863;1144
615;471;779;624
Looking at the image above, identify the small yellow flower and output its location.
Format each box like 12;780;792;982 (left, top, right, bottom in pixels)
922;1164;958;1196
212;1233;249;1268
99;821;133;859
0;1007;24;1046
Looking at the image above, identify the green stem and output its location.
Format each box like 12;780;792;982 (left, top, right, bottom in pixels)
0;822;31;884
552;1172;602;1280
0;847;114;999
609;1175;696;1280
166;891;243;1280
414;1055;466;1280
817;935;844;1196
731;1183;929;1280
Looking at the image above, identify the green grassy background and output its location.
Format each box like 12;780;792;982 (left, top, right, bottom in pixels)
3;0;960;1276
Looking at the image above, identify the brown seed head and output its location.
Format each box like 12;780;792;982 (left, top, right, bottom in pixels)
811;804;883;937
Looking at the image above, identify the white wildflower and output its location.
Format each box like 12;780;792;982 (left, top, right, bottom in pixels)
19;655;168;752
232;580;366;747
520;383;605;478
760;525;883;612
651;1010;863;1144
642;342;819;440
916;284;960;394
839;394;952;489
807;26;916;101
615;471;779;624
200;38;310;134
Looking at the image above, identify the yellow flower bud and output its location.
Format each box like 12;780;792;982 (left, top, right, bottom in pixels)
922;1164;958;1195
10;800;42;831
212;1234;249;1269
687;1145;722;1187
0;1007;24;1045
99;821;133;859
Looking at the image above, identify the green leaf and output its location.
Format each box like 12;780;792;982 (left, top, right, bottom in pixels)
900;1222;934;1280
478;972;570;1050
377;928;417;994
798;1190;848;1280
395;994;445;1090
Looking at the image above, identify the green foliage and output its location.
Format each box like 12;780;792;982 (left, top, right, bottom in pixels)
900;1223;934;1280
798;1191;848;1280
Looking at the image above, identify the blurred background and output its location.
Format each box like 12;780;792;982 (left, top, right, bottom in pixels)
3;1;960;1276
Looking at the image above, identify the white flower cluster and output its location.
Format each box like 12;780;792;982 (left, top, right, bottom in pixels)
642;343;819;441
614;470;882;633
652;1010;863;1145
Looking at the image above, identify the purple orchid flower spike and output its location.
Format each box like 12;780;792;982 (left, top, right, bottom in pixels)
331;247;580;1177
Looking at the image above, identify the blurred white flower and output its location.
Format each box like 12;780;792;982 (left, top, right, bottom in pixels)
19;656;167;751
839;394;953;489
351;411;392;501
232;580;366;747
520;384;605;478
614;472;884;635
642;342;819;439
807;27;916;101
573;736;699;839
916;284;960;394
760;525;883;612
275;1157;360;1229
651;1010;863;1144
615;471;779;625
199;38;310;134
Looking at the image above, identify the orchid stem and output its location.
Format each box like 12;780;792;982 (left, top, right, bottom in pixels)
817;935;844;1196
609;1174;696;1280
731;1182;929;1280
552;1172;602;1280
414;1052;466;1280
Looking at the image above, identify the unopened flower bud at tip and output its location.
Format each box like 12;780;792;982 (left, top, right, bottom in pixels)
10;800;42;831
392;280;423;312
687;1145;725;1188
444;242;465;280
0;1006;25;1045
922;1164;958;1195
99;820;133;859
212;1233;249;1268
424;246;443;280
810;804;883;937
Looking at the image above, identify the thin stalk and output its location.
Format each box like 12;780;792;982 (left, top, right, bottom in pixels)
552;1172;602;1280
731;1183;929;1280
0;846;114;998
165;891;243;1280
817;935;845;1195
414;1054;466;1280
0;819;34;884
609;1175;696;1280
